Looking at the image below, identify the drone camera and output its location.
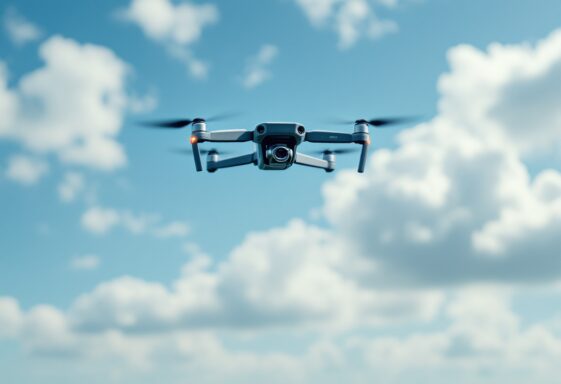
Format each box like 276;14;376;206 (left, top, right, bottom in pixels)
266;144;293;165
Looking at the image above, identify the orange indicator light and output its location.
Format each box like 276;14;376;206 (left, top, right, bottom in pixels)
190;136;198;144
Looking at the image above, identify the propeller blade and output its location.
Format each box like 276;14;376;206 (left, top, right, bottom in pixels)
323;118;355;125
141;112;241;129
142;119;194;129
205;111;242;123
325;116;420;127
366;116;419;127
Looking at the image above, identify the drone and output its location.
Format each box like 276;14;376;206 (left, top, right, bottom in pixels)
144;115;415;173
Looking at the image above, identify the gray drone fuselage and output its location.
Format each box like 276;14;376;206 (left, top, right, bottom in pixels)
190;121;370;173
253;123;305;170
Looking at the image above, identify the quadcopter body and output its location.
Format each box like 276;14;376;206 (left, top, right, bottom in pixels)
144;115;414;173
190;120;370;173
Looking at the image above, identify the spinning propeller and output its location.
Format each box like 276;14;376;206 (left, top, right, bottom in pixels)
142;112;240;172
142;112;240;129
330;116;419;128
322;116;419;172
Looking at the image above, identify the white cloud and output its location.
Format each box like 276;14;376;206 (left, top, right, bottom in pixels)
3;7;41;46
81;205;190;239
81;206;121;235
0;297;22;339
57;172;85;203
5;154;48;185
5;24;561;384
294;0;398;48
127;92;158;114
319;28;561;286
0;298;348;380
241;44;279;89
81;207;155;236
0;220;444;378
439;30;561;155
68;220;442;334
153;221;190;238
0;36;131;171
347;288;561;383
121;0;218;78
3;287;561;383
71;255;101;271
22;305;78;356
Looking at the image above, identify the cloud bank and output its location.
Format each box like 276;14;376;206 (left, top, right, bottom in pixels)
4;24;561;384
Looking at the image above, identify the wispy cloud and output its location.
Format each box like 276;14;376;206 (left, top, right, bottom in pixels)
81;205;190;239
294;0;399;48
153;221;190;238
241;44;279;89
70;255;100;271
5;154;48;185
57;172;85;203
119;0;219;79
3;7;42;46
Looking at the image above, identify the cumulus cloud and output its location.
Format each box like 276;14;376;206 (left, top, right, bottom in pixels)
0;297;22;339
120;0;218;78
317;28;561;287
3;288;561;383
5;24;561;384
0;219;445;380
0;297;347;381
439;30;561;155
5;154;49;185
0;36;132;171
241;44;279;89
40;220;440;335
3;7;41;46
294;0;398;48
347;288;561;383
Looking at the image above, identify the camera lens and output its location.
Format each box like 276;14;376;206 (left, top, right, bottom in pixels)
272;146;290;162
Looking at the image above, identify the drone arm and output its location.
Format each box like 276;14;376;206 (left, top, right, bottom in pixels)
294;153;334;172
198;130;254;142
207;153;256;172
304;131;354;143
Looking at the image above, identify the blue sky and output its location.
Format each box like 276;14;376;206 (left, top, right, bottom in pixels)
2;0;561;383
